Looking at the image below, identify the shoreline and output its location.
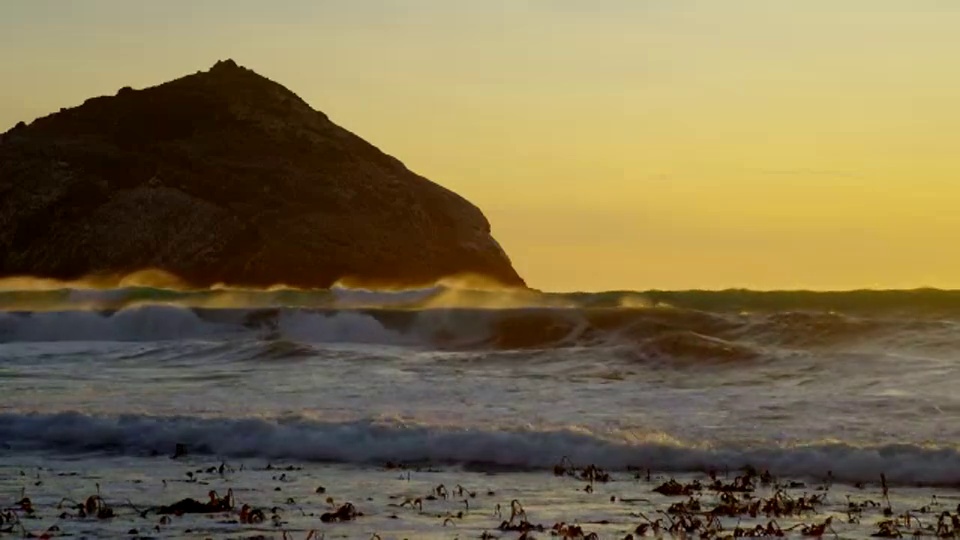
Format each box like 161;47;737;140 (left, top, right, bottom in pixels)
3;451;958;539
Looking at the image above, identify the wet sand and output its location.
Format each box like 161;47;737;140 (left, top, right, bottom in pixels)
2;452;957;539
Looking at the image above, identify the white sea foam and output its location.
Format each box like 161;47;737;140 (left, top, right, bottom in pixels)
1;412;958;486
276;311;410;345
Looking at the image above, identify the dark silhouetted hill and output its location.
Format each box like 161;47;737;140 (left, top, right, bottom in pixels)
0;60;525;289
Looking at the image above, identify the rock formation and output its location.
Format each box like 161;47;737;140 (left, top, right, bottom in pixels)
0;60;525;289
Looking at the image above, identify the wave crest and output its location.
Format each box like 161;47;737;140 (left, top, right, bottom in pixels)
3;303;960;365
2;411;957;486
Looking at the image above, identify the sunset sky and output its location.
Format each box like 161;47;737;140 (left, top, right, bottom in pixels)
2;1;958;292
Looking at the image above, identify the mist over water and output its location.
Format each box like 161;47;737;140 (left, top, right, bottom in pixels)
3;283;960;485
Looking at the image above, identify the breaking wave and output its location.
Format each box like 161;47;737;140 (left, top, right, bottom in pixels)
2;285;960;364
2;302;959;364
0;305;234;342
5;284;960;314
1;411;958;486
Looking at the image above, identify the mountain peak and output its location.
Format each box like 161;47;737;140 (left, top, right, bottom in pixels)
211;58;241;71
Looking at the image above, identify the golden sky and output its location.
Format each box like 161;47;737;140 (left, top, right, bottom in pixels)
2;1;958;291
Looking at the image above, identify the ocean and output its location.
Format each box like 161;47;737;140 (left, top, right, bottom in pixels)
2;285;960;538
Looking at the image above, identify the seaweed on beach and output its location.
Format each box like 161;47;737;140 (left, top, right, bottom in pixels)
553;456;612;484
319;502;361;522
158;489;235;515
6;462;960;539
498;499;545;534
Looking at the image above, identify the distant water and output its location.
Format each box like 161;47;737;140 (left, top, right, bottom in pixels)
3;285;960;486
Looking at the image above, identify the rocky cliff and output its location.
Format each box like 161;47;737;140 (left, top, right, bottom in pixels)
0;60;525;289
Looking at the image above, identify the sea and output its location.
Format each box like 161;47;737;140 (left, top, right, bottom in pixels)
2;284;960;539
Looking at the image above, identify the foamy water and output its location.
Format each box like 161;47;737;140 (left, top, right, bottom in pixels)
2;286;960;537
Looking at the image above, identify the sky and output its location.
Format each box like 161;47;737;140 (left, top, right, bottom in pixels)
2;1;959;292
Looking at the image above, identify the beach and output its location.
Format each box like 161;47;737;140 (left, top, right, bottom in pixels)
3;286;960;538
2;452;957;539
